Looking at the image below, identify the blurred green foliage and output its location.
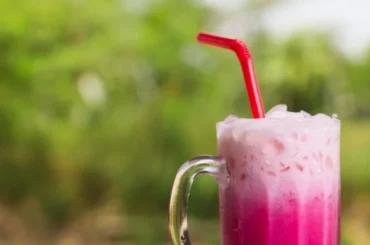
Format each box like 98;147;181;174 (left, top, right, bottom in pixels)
0;0;369;244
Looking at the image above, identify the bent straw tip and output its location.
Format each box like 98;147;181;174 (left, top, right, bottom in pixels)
196;32;265;118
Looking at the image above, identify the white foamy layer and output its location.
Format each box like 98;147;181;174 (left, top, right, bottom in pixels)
217;105;340;135
217;105;341;200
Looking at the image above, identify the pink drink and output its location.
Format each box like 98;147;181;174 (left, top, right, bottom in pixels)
217;105;341;245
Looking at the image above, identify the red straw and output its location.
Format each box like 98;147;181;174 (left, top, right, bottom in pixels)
197;32;265;118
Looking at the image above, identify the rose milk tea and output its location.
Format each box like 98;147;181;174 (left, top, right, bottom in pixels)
217;105;340;245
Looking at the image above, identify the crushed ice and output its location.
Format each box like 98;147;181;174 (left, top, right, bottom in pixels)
223;115;239;124
265;104;337;120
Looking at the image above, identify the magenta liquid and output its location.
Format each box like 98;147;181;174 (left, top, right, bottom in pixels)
216;105;341;245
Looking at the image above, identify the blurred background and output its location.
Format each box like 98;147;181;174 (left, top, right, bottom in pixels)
0;0;369;244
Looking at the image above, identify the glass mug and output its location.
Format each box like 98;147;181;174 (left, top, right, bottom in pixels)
169;115;341;245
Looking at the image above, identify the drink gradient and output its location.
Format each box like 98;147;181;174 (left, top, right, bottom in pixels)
217;105;341;245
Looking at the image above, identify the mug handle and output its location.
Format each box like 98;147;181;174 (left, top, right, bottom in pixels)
168;155;228;245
